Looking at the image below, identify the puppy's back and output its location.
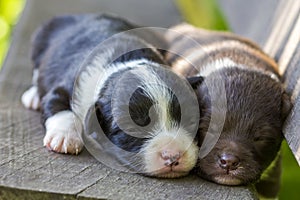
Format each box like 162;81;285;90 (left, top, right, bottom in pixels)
165;24;278;77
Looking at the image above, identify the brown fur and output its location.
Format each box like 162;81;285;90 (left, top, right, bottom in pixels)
165;24;292;185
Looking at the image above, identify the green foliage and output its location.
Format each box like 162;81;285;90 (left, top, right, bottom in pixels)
0;0;25;66
175;0;228;30
279;141;300;200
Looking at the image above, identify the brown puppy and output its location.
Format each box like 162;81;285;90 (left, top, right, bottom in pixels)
165;24;291;186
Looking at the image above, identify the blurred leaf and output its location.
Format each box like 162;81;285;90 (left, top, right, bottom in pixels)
0;0;25;68
0;0;25;24
279;141;300;200
175;0;228;30
0;39;8;66
0;16;9;39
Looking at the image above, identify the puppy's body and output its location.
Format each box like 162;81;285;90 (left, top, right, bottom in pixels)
166;24;279;78
165;24;291;185
22;15;199;178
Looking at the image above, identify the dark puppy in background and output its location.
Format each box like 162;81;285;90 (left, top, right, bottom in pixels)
165;24;291;186
21;15;199;178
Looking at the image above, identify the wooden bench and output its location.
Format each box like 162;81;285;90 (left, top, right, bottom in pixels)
0;0;258;199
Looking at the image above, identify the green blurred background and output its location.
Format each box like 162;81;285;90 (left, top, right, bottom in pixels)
0;0;24;65
0;0;299;199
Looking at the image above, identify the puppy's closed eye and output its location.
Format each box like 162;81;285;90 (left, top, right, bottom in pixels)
253;135;276;143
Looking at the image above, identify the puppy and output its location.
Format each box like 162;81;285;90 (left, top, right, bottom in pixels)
21;14;200;178
165;24;291;185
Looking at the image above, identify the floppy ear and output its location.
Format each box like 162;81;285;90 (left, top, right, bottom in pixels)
187;76;204;89
281;92;292;121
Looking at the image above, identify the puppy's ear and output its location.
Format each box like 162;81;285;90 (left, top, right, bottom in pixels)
187;76;204;89
281;92;292;121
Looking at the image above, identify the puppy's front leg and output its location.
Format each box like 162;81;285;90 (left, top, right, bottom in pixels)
41;87;83;155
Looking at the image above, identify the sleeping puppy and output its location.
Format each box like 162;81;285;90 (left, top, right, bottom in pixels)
21;14;199;178
165;24;291;185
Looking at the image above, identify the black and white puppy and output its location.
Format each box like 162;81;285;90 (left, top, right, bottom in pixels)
165;24;291;185
21;15;200;178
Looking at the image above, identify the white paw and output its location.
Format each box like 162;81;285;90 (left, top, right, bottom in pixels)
43;111;83;155
21;86;40;110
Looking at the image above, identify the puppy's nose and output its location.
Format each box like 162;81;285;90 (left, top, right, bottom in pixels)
218;154;240;170
161;150;181;167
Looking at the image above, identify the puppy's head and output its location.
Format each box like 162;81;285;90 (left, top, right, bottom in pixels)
128;85;198;177
88;64;200;178
189;68;291;185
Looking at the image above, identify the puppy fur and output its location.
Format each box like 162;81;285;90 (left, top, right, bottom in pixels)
165;24;291;185
21;14;199;178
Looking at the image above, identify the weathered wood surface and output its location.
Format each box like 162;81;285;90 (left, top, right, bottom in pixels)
218;0;281;47
219;0;300;165
0;0;258;199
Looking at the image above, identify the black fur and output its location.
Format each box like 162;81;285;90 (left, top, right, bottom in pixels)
30;14;195;168
94;66;182;153
31;14;168;126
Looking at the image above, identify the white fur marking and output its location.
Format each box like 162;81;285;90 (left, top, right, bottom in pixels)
72;49;197;175
131;67;174;130
171;38;279;81
72;56;153;122
198;58;238;77
125;64;198;177
196;57;280;82
43;111;83;154
21;86;40;110
214;176;242;185
143;127;198;177
32;69;39;85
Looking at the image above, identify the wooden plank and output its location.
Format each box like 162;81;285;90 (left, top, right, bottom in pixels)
0;0;258;199
257;1;300;165
218;0;281;46
78;174;256;200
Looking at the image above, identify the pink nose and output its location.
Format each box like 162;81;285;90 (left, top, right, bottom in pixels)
161;150;181;166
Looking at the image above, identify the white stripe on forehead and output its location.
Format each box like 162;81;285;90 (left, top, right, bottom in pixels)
198;58;237;77
129;65;174;131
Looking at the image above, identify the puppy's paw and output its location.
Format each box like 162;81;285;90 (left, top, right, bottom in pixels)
43;111;83;155
21;86;40;110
